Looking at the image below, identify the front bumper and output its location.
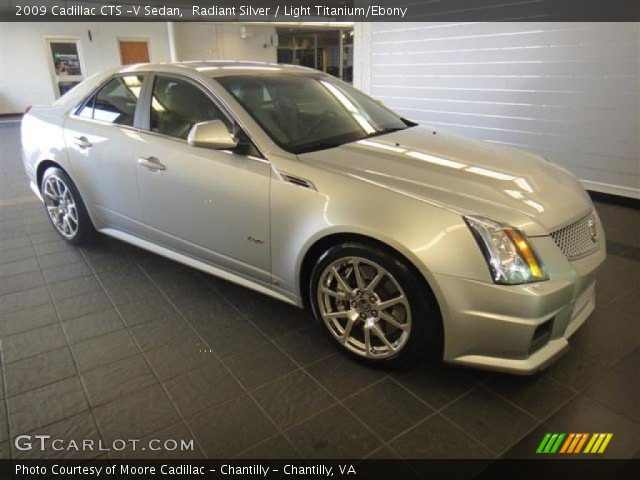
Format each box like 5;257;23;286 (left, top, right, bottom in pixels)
433;232;606;375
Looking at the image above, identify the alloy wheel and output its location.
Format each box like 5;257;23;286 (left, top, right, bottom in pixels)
43;175;79;239
317;256;411;359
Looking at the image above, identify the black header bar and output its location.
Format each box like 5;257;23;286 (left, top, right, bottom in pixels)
1;0;639;22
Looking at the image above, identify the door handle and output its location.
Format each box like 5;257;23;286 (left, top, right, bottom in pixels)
138;156;166;172
74;136;92;149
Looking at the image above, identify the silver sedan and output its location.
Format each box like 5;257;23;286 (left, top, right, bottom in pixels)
21;61;606;373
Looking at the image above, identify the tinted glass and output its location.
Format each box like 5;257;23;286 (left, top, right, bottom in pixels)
150;76;229;139
77;95;94;119
215;74;411;153
92;75;143;126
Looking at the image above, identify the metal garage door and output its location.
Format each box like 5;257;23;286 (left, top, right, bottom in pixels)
357;22;639;198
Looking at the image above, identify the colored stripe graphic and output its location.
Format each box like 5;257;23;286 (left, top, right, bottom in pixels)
574;433;588;453
559;433;575;453
536;433;551;453
537;433;613;454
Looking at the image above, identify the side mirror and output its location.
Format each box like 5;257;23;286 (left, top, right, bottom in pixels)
187;120;238;150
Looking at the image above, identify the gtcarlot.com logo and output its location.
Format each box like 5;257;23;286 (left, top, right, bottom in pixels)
536;433;613;454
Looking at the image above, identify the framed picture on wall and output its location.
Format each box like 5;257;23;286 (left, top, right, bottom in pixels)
46;38;85;98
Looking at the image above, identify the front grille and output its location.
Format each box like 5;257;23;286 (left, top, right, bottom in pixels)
550;213;599;260
571;282;596;320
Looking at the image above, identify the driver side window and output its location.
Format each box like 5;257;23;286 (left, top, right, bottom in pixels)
150;76;230;140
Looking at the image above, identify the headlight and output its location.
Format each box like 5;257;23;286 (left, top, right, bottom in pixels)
464;215;548;285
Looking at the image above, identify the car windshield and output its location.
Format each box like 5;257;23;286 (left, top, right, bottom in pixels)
215;74;414;154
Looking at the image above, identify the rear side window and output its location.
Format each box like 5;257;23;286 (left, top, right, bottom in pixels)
79;75;143;126
150;76;230;139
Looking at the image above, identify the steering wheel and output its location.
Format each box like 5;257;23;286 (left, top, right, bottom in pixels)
308;110;338;134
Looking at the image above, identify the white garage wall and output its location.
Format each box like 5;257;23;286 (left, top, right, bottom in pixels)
354;22;640;199
0;22;171;114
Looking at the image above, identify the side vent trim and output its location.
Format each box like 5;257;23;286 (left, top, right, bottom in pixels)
278;171;317;191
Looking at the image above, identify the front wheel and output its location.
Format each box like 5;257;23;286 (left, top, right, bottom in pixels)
309;243;441;367
41;167;97;245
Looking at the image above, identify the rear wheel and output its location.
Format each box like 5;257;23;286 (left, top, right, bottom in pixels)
41;167;97;245
309;243;441;367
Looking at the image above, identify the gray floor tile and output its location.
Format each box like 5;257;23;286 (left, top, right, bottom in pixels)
93;384;180;444
129;315;188;351
55;290;112;321
0;270;45;295
235;434;300;459
224;341;298;390
285;404;381;459
3;347;76;396
0;245;35;264
164;362;244;419
33;239;74;257
43;261;93;283
0;302;58;337
392;362;479;410
441;386;538;455
13;411;102;460
143;332;215;381
81;354;157;407
188;395;277;458
71;329;139;372
62;308;125;345
38;249;84;270
253;370;335;429
0;257;41;278
391;414;494;459
274;325;336;366
585;348;639;423
0;285;50;314
305;353;387;400
116;295;175;326
48;275;102;302
484;373;576;421
7;376;88;435
103;280;162;306
1;323;67;364
344;378;434;441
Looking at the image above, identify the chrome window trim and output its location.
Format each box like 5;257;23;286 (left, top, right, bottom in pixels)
67;69;269;163
70;73;149;128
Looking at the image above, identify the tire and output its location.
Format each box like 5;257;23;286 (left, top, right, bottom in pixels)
309;242;442;368
41;167;97;245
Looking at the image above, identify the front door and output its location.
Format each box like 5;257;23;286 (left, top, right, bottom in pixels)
64;74;146;233
135;74;271;282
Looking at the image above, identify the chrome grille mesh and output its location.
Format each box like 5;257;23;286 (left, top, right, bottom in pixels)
572;282;595;319
550;213;598;260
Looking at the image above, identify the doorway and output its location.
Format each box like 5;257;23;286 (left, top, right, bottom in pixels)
119;40;150;65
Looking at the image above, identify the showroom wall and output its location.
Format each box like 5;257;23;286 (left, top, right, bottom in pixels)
354;22;640;199
172;23;277;62
0;22;276;115
0;22;171;114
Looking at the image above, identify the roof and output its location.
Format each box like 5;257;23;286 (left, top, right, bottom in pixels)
120;60;321;77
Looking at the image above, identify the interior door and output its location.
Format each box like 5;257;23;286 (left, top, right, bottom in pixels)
64;74;146;233
119;41;150;65
135;74;271;282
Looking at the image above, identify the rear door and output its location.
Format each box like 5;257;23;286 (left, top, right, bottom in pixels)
64;74;146;233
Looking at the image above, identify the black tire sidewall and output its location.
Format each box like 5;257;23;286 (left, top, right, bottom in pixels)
309;242;441;368
41;167;96;245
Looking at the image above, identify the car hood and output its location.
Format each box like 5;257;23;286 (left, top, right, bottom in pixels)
298;126;592;236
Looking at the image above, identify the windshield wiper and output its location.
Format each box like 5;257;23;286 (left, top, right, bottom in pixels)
366;126;407;139
294;141;345;154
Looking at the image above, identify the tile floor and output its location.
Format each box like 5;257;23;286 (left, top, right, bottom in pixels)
0;120;638;465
